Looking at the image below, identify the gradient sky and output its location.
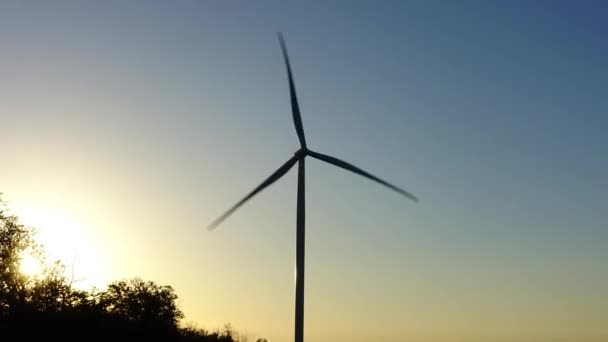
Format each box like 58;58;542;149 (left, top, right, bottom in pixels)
1;1;607;341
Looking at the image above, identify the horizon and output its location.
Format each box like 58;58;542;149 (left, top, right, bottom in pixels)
1;1;607;341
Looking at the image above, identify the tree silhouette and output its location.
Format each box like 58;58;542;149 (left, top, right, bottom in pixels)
0;204;38;315
100;277;184;328
0;196;266;341
28;261;91;313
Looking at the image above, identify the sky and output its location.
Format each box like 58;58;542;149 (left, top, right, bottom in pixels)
1;1;607;341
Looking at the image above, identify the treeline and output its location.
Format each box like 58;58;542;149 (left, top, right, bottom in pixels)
0;199;267;342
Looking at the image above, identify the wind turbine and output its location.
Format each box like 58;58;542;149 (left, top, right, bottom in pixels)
208;33;418;342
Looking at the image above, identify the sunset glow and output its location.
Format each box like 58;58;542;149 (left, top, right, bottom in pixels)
19;252;42;277
16;206;107;290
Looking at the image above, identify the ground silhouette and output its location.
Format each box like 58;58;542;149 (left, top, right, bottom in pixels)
0;197;266;341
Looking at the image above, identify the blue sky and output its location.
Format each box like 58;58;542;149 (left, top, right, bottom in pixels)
1;1;607;341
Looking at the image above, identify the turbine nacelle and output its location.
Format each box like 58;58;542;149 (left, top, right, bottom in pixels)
294;148;308;159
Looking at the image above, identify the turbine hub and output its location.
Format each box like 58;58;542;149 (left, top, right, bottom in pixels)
294;148;307;159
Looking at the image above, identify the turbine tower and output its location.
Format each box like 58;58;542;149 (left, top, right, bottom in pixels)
209;33;418;342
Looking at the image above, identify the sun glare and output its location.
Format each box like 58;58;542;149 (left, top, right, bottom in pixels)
20;253;42;277
15;206;108;290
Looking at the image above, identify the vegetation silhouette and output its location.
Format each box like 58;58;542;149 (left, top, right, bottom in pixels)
0;197;266;341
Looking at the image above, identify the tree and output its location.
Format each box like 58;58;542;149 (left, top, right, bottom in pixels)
1;197;86;316
1;197;263;341
100;277;184;329
28;261;93;313
0;202;38;315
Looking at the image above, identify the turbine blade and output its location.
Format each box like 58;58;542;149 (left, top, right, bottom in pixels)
308;150;418;202
208;155;299;230
278;32;307;149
